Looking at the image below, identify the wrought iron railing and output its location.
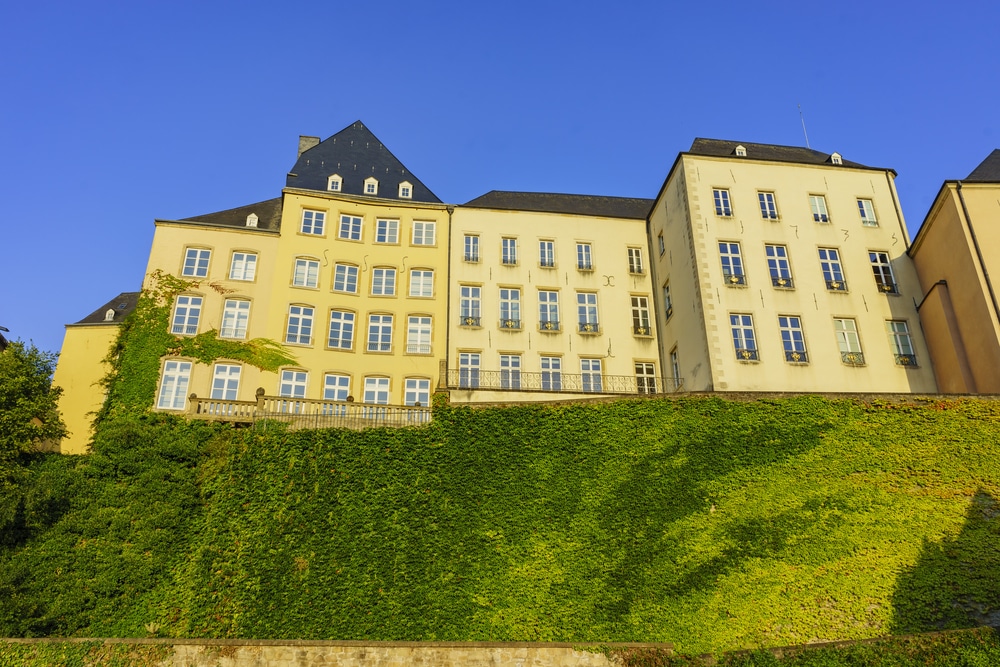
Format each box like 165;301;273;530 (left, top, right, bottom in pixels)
877;281;899;294
539;320;560;332
446;369;682;394
186;393;431;430
841;351;865;366
499;319;522;330
894;353;917;366
578;321;600;334
633;324;653;336
784;350;808;363
826;279;848;291
724;272;747;286
735;348;759;361
771;276;793;288
459;315;481;327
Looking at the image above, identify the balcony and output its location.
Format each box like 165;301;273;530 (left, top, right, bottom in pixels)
894;353;918;367
784;350;808;363
633;324;652;336
578;321;600;334
771;276;794;289
877;281;899;295
446;369;683;394
539;320;561;332
406;343;432;354
723;272;746;286
841;351;865;366
826;279;847;291
735;348;759;361
499;319;522;330
459;315;481;327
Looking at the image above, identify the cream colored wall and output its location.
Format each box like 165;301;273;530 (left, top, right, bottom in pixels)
654;155;936;393
449;207;661;397
52;324;118;454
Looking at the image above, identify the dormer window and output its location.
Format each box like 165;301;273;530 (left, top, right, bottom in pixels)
831;152;843;165
104;309;115;322
328;174;343;192
364;177;379;195
398;181;412;199
245;213;258;228
735;145;747;157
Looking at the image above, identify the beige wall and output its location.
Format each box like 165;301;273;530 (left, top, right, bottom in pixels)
52;324;118;454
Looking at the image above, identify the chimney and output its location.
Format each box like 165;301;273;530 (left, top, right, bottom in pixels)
298;135;320;157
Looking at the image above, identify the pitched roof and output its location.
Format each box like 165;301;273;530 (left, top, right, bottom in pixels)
173;198;283;231
286;121;441;203
965;149;1000;182
462;191;654;219
687;138;871;169
72;292;140;325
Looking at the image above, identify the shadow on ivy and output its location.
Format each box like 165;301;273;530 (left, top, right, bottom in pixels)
891;489;1000;633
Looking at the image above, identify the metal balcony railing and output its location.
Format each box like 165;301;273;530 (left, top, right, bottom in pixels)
499;319;522;330
826;279;848;291
771;276;793;288
841;351;865;366
894;353;917;366
446;369;683;394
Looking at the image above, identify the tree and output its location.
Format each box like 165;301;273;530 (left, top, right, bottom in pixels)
0;341;65;461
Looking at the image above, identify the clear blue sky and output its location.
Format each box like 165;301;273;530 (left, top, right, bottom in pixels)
2;0;998;354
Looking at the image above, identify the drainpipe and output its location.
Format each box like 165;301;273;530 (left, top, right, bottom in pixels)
442;205;455;390
955;181;1000;327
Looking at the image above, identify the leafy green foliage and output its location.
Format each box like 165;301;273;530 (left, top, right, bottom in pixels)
0;341;65;460
0;641;169;667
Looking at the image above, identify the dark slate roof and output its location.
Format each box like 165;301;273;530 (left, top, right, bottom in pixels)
173;198;283;231
688;138;871;169
462;191;654;219
965;149;1000;182
286;121;441;203
72;292;140;325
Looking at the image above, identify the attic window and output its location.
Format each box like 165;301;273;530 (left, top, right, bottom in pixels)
831;152;843;165
245;213;259;228
364;177;379;195
398;181;412;199
104;309;115;322
734;145;747;157
328;174;342;192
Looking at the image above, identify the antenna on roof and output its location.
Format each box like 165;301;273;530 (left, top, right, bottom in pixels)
798;104;811;149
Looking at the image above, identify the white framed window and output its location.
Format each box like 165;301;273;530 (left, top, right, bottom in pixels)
211;364;241;400
730;313;758;361
577;292;599;333
662;283;673;320
539;240;555;268
809;195;830;223
229;252;257;281
367;314;393;352
581;358;602;393
835;318;864;365
831;152;843;165
713;189;732;216
538;290;560;331
540;356;561;391
279;369;308;398
157;360;192;410
464;235;480;262
220;299;250;339
293;258;320;288
412;221;436;245
635;362;657;394
301;210;325;235
324;373;351;405
286;305;314;345
404;378;430;407
375;219;399;244
869;251;898;294
409;269;434;297
398;181;412;199
327;174;342;192
658;233;665;255
735;145;747;157
669;348;680;387
502;237;517;265
778;315;807;363
628;247;644;274
339;214;362;240
333;264;359;293
171;295;202;335
499;288;521;329
765;244;793;288
887;320;917;366
577;243;593;270
631;296;651;336
460;285;481;326
819;248;847;290
500;354;522;390
857;199;878;226
363;376;390;404
364;177;379;196
371;268;397;296
327;310;355;350
406;316;432;354
758;192;778;220
719;242;746;285
182;248;211;277
458;352;480;389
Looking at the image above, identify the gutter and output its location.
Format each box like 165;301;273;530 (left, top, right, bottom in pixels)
955;181;1000;326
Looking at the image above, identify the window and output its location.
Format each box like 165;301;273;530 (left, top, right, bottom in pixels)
539;240;555;268
635;362;657;394
371;268;396;296
500;354;521;390
499;288;521;329
857;199;878;227
765;244;793;288
339;214;362;240
375;219;399;244
459;352;480;388
220;299;250;339
778;315;807;363
286;305;314;345
577;243;593;270
412;221;436;245
577;292;599;333
363;376;390;404
628;247;644;274
540;356;562;391
367;314;393;352
301;210;325;236
406;316;432;354
662;283;673;320
713;189;732;216
211;364;241;401
831;152;843;165
464;235;480;262
502;237;518;265
719;242;746;285
327;310;355;350
364;177;378;195
323;373;350;405
581;358;603;392
834;318;864;365
327;174;342;192
293;258;320;288
730;313;758;361
333;264;359;293
670;348;680;388
887;321;917;366
819;248;847;290
182;248;211;277
404;378;430;406
278;369;308;413
538;290;560;331
869;251;898;294
758;192;778;220
631;296;652;336
171;295;202;335
409;269;433;297
229;252;257;281
398;181;412;199
809;195;830;223
658;233;665;255
735;145;747;157
460;285;481;326
157;360;192;410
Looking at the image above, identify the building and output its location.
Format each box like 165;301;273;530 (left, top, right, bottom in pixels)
909;149;1000;393
648;139;937;393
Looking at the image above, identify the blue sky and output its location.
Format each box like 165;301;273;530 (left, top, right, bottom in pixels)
2;0;998;354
